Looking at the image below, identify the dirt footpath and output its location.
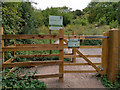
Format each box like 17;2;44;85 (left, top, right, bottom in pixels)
27;48;105;88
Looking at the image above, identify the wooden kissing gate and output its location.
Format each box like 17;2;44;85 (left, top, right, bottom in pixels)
1;27;120;83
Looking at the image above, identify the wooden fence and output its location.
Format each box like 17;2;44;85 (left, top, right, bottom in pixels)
1;27;120;83
1;27;64;82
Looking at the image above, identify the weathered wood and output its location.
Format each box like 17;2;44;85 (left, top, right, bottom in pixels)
64;45;102;48
64;63;101;66
17;54;59;58
3;60;63;68
2;35;62;39
21;74;62;79
107;30;119;83
2;44;62;51
101;32;109;75
64;70;96;73
76;49;101;73
59;29;64;82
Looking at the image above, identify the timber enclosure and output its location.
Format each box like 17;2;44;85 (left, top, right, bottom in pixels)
1;27;120;83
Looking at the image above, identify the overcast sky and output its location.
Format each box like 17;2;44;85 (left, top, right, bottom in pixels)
32;0;91;11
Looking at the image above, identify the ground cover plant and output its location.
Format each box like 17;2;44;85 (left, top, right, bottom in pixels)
96;73;120;89
2;68;46;89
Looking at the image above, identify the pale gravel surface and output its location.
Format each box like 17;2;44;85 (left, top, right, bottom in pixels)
24;48;105;88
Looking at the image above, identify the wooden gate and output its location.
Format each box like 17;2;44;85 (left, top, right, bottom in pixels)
1;27;119;83
63;31;109;75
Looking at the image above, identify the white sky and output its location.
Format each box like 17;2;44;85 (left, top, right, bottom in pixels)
32;0;92;11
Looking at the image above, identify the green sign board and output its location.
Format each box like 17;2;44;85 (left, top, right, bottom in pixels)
68;39;80;48
49;16;63;26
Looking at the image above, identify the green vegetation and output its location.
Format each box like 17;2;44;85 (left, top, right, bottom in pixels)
2;1;120;89
2;68;46;89
96;73;120;89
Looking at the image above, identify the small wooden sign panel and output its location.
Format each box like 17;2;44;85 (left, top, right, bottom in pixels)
68;39;80;48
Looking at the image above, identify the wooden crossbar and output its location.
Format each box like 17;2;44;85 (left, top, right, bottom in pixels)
64;63;101;66
2;44;62;51
3;60;63;68
76;49;101;73
17;54;59;58
2;35;62;39
64;45;102;48
64;70;96;73
20;73;62;79
64;55;101;58
64;35;106;40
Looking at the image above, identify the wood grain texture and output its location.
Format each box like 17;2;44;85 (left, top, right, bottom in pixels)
2;44;62;51
3;60;63;68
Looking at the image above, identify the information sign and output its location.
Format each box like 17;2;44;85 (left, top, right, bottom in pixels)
68;39;80;48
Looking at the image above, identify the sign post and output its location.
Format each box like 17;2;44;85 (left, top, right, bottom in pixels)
49;16;63;30
49;16;64;82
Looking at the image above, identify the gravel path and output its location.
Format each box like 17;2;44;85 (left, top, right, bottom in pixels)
25;48;105;88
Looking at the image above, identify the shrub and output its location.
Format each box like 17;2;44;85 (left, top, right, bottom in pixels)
2;68;46;89
73;19;87;26
109;20;118;29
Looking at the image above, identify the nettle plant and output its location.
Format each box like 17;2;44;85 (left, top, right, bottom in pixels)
2;68;46;89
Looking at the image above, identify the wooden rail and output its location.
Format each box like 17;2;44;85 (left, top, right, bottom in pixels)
64;63;101;66
64;35;108;40
3;60;63;68
2;44;62;51
21;73;62;79
64;45;102;48
2;35;62;39
64;70;96;73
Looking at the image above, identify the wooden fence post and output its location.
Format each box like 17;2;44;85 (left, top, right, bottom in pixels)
107;30;119;83
72;30;76;62
0;27;5;70
49;30;52;54
101;32;109;75
59;29;64;82
119;30;120;72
